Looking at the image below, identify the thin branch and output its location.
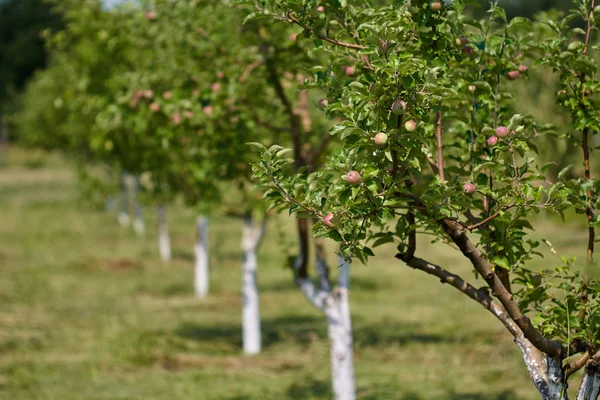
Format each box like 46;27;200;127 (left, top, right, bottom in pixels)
567;350;591;377
238;59;263;83
467;202;516;231
436;110;445;181
285;11;367;50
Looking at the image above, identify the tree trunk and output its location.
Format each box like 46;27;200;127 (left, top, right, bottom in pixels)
117;172;130;227
156;204;171;263
194;216;209;298
241;214;266;355
516;337;568;400
326;256;356;400
577;359;600;400
132;176;145;236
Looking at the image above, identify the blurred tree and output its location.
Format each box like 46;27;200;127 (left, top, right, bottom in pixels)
0;0;63;107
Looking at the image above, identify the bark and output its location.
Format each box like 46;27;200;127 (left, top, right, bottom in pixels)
577;357;600;400
194;216;209;299
241;214;266;355
156;204;171;263
326;256;355;400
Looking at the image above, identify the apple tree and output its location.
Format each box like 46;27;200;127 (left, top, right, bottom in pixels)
247;0;600;398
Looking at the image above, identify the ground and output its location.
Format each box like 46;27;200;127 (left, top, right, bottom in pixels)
0;148;589;399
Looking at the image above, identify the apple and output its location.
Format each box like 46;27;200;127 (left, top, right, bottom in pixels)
289;33;297;43
217;71;225;79
464;46;473;55
192;89;200;97
172;113;181;125
496;126;509;137
468;85;476;92
404;120;417;132
183;111;193;119
344;66;356;76
143;89;154;99
317;98;329;110
346;171;361;185
518;64;528;73
487;136;498;146
317;6;325;12
391;99;407;115
456;37;467;46
163;91;172;100
430;1;442;11
202;105;213;115
506;70;520;80
145;11;156;20
323;213;339;228
211;82;221;92
374;133;388;146
463;183;476;194
149;102;160;112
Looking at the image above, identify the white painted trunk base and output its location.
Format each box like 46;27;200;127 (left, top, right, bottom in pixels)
577;363;600;400
298;247;356;400
132;176;145;236
241;216;266;355
194;216;209;299
157;205;171;263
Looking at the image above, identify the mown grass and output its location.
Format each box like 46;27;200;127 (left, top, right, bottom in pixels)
0;147;590;399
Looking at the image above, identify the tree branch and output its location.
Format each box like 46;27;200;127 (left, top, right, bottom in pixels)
285;11;367;50
436;110;445;181
439;218;564;358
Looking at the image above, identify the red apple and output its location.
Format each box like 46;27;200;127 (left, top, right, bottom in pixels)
172;113;181;125
183;111;193;119
464;46;473;56
143;89;154;99
202;105;213;115
149;102;160;112
217;71;225;79
404;120;417;132
463;183;476;194
211;82;221;92
506;70;520;80
391;99;407;115
496;126;509;137
163;91;173;100
317;98;329;110
374;133;388;146
323;213;339;228
430;1;442;11
344;66;356;76
346;171;361;185
487;136;498;146
518;64;528;73
145;11;156;20
317;5;325;12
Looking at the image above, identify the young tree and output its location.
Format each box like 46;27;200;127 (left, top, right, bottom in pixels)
248;0;600;398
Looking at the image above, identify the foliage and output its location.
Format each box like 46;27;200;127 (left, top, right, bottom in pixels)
247;0;600;388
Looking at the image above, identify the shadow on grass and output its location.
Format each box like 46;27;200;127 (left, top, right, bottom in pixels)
396;391;521;400
286;379;330;398
259;276;385;294
175;315;445;351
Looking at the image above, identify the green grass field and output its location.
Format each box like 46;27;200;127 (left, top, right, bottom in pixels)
0;148;589;399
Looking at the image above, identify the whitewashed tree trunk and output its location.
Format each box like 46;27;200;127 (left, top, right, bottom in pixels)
156;204;171;263
194;216;209;298
297;241;356;400
241;214;266;355
117;173;130;227
577;361;600;400
132;176;145;236
326;256;356;400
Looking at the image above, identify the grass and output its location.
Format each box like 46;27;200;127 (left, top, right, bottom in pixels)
0;147;591;399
